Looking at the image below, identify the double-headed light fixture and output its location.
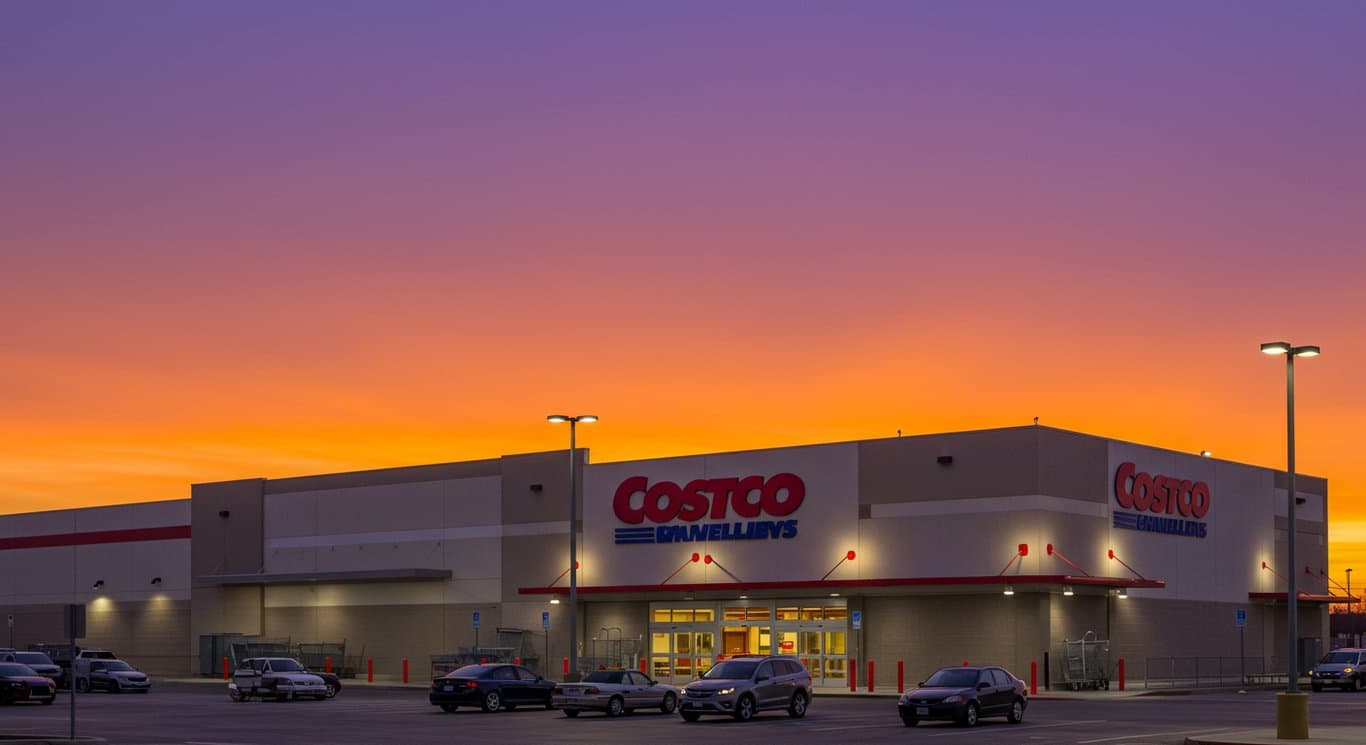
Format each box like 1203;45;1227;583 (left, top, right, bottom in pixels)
547;414;597;680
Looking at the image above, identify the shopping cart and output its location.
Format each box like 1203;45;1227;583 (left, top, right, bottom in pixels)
1060;631;1110;690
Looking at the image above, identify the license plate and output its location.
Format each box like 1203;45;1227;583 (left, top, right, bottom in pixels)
443;684;454;692
916;706;929;716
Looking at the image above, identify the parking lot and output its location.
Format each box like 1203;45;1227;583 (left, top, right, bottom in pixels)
4;682;1366;745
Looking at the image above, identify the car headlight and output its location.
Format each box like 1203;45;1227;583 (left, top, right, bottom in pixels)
1344;668;1353;674
942;695;964;704
717;687;735;696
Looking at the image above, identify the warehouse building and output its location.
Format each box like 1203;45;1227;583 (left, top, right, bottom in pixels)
0;425;1338;688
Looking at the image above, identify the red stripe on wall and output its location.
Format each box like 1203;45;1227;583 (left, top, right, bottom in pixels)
0;525;191;551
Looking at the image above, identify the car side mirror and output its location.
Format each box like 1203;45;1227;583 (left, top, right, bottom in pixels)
917;681;925;687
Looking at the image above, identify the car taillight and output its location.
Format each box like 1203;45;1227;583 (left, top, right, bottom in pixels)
553;686;563;694
584;687;599;694
430;681;437;690
465;681;479;688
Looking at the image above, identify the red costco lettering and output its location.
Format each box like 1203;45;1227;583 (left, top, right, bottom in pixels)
1114;462;1210;519
613;473;806;524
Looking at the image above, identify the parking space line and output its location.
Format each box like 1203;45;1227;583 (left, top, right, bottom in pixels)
1078;728;1241;743
928;720;1108;736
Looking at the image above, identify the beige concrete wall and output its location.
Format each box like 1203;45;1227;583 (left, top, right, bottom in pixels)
862;594;1049;685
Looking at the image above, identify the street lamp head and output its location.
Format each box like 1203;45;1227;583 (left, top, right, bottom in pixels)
1293;346;1321;358
1261;341;1291;355
547;414;598;424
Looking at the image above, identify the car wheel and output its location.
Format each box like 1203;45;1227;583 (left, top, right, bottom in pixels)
605;695;625;717
959;702;979;727
681;710;701;722
440;704;457;712
564;709;579;718
1007;698;1025;723
788;690;808;718
1312;684;1323;693
733;694;756;722
42;696;55;706
110;681;121;694
1354;676;1364;693
75;679;89;693
901;715;918;727
481;690;501;712
228;688;241;702
660;692;677;714
325;682;338;698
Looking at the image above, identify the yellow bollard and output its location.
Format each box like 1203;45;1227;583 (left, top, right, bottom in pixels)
1275;692;1309;739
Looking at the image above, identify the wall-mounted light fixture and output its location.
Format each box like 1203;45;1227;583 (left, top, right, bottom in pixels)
218;510;231;518
150;577;162;585
1117;588;1128;599
1003;585;1015;596
550;597;561;604
936;455;954;465
92;580;105;589
1200;450;1212;458
1062;585;1074;596
529;483;544;493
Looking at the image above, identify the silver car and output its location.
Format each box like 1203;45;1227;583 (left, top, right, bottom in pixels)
680;655;812;722
554;669;680;717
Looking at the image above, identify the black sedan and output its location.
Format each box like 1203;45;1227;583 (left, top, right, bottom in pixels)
897;665;1027;727
0;663;57;705
429;664;556;713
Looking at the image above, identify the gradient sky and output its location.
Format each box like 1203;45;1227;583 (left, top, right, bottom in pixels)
3;1;1364;582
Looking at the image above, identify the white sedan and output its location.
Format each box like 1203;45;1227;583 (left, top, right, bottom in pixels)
553;670;681;717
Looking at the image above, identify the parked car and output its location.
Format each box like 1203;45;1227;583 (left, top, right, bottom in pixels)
1309;648;1365;692
679;654;811;722
229;657;328;701
429;663;556;712
897;665;1027;727
553;669;680;717
81;659;151;694
0;662;57;705
0;651;64;690
26;644;76;688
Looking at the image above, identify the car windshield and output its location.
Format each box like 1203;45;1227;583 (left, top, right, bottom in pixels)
15;653;52;665
271;659;304;672
583;671;623;684
1320;651;1360;664
450;664;493;678
0;663;37;676
101;661;134;672
923;668;980;688
703;660;758;679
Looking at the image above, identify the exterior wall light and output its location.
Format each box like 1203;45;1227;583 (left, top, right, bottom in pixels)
150;577;162;585
1117;588;1128;599
1003;585;1015;596
92;580;104;589
1062;585;1074;596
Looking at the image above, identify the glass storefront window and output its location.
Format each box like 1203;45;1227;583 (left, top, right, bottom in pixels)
776;606;799;621
800;606;823;620
696;632;714;657
824;606;848;620
825;631;846;655
674;632;691;655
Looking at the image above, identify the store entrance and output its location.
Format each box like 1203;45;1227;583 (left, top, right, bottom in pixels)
649;600;847;687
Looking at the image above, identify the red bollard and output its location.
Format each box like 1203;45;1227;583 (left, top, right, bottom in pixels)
897;659;904;693
868;659;875;693
850;658;857;692
514;657;520;665
1030;661;1038;695
639;659;647;673
962;659;969;666
325;656;332;674
402;658;409;684
563;657;569;675
1118;658;1125;691
222;656;229;680
480;657;487;664
367;657;373;683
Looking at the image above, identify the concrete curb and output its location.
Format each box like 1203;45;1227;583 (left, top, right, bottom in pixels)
1184;727;1363;745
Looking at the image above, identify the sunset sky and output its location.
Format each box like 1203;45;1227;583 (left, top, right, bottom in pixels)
3;2;1364;581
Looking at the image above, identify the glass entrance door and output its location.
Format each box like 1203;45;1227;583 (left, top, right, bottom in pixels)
649;606;716;684
773;603;848;687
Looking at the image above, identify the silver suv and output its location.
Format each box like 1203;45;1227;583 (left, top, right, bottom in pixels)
679;654;812;722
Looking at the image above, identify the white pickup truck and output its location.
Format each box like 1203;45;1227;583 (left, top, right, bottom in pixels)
228;657;328;701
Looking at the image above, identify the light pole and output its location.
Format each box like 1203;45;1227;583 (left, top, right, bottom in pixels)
1261;340;1318;739
548;414;596;680
1344;568;1355;645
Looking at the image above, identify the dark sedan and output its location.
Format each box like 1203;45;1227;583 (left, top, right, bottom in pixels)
0;663;57;705
897;665;1027;727
429;664;556;713
0;651;64;690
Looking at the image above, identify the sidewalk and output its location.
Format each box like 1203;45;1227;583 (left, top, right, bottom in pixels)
1184;729;1362;745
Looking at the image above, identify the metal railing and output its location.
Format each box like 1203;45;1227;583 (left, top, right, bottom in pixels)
1143;656;1286;689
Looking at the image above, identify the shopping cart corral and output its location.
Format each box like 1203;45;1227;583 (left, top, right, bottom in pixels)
1059;631;1110;690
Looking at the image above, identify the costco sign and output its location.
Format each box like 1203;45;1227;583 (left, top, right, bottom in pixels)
1112;461;1210;538
612;473;804;545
